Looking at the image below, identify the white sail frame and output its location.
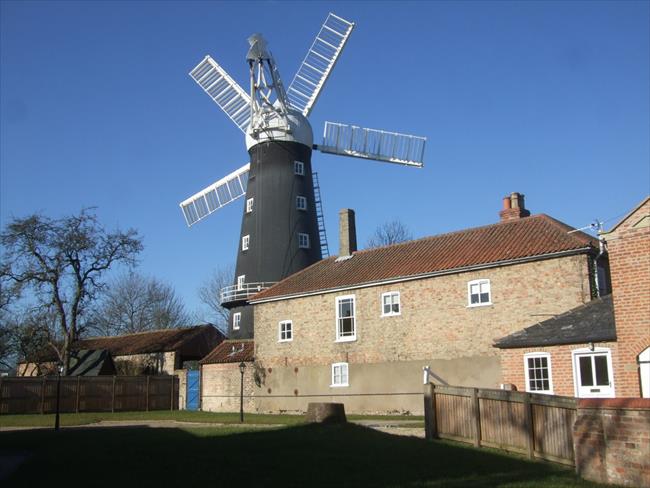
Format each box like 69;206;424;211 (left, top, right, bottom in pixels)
180;163;250;226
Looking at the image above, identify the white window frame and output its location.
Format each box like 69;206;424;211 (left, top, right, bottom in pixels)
523;352;554;394
331;362;349;387
381;291;401;317
572;347;615;398
296;195;307;211
232;312;241;330
241;235;250;251
237;275;245;290
467;279;492;307
246;198;254;213
298;233;310;249
278;320;293;342
335;294;356;342
294;161;305;176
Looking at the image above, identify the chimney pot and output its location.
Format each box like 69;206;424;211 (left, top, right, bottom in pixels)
339;209;357;257
499;192;531;221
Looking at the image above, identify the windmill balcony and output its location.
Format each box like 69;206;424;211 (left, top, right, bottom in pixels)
220;282;277;308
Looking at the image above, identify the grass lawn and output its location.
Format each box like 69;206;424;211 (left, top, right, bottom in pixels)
0;410;423;428
0;421;605;487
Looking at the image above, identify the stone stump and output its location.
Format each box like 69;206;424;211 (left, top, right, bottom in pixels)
305;402;347;424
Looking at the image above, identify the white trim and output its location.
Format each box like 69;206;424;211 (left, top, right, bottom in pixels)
232;312;241;330
242;235;250;251
381;291;401;317
250;248;592;304
571;347;615;398
639;347;650;398
467;279;492;307
294;161;305;176
278;320;293;342
335;294;356;342
246;198;254;213
331;362;349;387
237;275;245;290
523;352;554;394
298;233;310;249
296;195;307;211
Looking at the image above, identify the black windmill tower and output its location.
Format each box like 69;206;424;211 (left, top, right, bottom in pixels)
180;13;427;339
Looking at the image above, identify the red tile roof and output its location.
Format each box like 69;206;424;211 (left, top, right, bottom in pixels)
252;214;597;302
73;325;223;356
200;340;254;365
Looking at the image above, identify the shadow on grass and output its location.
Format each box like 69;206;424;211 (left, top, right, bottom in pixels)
1;423;602;487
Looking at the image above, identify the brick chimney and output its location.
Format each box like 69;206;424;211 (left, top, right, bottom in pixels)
499;192;531;221
339;209;357;257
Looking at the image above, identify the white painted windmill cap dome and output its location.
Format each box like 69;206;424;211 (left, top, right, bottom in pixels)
245;106;313;150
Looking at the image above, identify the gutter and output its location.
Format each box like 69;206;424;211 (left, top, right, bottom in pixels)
250;247;594;305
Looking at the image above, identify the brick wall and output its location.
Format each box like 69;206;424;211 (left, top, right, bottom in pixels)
201;362;256;412
500;342;618;396
573;398;650;487
604;198;650;397
255;254;592;369
114;351;177;375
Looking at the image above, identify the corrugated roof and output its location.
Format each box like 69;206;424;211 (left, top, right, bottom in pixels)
494;295;616;348
252;214;597;302
200;340;254;365
73;325;222;356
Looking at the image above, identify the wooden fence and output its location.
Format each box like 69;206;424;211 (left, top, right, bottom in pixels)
424;384;577;466
0;375;179;415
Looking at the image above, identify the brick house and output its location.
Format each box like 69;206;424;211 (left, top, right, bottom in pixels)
495;197;649;398
201;193;605;414
18;324;225;376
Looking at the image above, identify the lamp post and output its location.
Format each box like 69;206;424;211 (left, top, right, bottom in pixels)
239;361;246;423
54;363;63;432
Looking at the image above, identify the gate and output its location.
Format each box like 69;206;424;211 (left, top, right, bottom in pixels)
186;370;200;411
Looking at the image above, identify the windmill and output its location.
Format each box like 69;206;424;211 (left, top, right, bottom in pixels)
180;13;426;339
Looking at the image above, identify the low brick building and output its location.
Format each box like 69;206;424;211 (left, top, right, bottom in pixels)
496;197;649;398
19;324;225;376
199;193;607;414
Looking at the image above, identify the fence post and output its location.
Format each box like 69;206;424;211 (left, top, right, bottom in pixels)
523;393;535;459
75;376;81;413
471;388;481;448
40;377;46;414
424;383;437;440
111;376;116;413
170;375;174;411
146;375;150;412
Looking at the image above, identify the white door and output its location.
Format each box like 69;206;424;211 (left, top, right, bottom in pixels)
573;349;615;398
640;347;650;398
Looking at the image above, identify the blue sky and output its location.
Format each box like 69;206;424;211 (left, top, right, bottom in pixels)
1;1;649;318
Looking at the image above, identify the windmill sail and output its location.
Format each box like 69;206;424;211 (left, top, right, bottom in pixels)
318;122;426;167
180;163;250;227
190;56;252;133
287;13;354;117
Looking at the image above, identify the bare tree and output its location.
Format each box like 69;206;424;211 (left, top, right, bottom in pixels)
197;264;234;335
91;272;190;336
0;210;142;374
365;219;413;249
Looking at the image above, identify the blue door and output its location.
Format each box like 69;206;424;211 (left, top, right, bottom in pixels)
187;370;200;411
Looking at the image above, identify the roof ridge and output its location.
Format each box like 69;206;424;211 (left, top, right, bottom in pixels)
351;214;587;256
79;325;205;342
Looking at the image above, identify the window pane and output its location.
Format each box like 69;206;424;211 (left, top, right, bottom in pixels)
383;303;391;315
594;355;609;386
579;356;594;386
392;303;399;313
470;293;479;304
480;292;490;303
340;300;352;317
340;317;354;335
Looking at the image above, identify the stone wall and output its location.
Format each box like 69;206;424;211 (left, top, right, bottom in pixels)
255;255;590;365
573;398;650;487
113;351;178;375
499;341;618;396
604;198;650;397
201;362;256;412
175;369;188;410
